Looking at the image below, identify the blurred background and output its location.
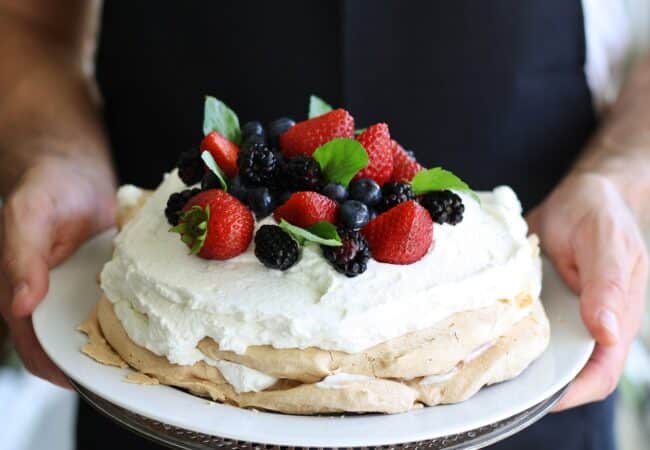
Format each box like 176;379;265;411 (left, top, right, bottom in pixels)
1;1;650;449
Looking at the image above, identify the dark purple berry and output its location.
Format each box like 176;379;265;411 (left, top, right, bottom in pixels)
420;190;465;225
322;229;370;277
338;200;370;230
349;178;382;207
255;225;299;270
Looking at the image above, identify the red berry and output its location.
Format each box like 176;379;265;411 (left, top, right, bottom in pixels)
362;200;433;264
279;109;354;157
390;140;424;182
175;189;254;260
200;131;239;178
273;191;339;229
354;123;394;185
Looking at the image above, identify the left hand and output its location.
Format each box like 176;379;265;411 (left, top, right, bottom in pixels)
527;173;648;411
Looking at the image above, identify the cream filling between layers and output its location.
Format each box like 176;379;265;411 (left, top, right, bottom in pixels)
101;171;541;365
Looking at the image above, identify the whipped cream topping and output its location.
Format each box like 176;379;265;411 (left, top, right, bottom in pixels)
204;358;278;393
101;171;541;365
315;373;374;389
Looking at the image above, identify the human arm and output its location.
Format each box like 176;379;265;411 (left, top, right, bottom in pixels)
0;0;116;387
528;52;650;410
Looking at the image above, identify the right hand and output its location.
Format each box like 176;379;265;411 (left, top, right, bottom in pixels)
0;155;116;388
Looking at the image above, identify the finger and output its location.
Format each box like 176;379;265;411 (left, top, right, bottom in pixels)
9;316;72;389
574;217;632;346
552;339;628;411
1;190;54;318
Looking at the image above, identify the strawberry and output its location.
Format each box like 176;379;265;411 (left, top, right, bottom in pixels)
390;140;424;182
354;123;394;185
172;189;254;260
279;109;354;157
362;200;433;264
273;191;339;229
200;131;239;178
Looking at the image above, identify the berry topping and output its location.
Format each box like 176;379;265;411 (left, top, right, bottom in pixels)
354;123;394;185
254;225;300;270
164;188;202;226
348;178;382;207
273;191;339;229
241;133;267;152
281;155;324;191
247;186;275;219
228;175;248;203
177;148;204;186
338;200;370;230
200;131;239;178
171;189;254;260
390;140;424;182
379;181;416;212
237;143;280;186
201;171;221;190
279;109;354;157
362;200;433;264
321;182;348;203
267;117;296;148
420;190;465;225
322;229;370;277
241;120;266;140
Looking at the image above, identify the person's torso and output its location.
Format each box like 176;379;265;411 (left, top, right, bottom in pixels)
96;0;596;210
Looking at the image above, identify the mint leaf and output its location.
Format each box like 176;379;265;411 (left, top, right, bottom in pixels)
312;138;368;187
201;151;228;191
308;95;333;119
355;128;367;135
411;167;480;203
202;96;242;144
279;220;342;247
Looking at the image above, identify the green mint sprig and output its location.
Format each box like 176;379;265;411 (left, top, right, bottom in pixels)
312;138;368;187
201;151;228;191
279;220;342;247
203;96;241;144
411;167;480;204
308;95;333;119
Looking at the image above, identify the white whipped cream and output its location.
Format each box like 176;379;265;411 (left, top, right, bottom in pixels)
420;368;459;385
204;358;278;393
101;171;541;365
315;373;374;389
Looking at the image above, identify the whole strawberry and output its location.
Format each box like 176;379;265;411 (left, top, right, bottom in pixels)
279;109;354;157
273;191;339;229
362;200;433;264
354;123;394;185
171;189;254;260
200;131;239;178
390;140;423;182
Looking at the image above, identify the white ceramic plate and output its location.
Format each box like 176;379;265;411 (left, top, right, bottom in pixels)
33;229;594;448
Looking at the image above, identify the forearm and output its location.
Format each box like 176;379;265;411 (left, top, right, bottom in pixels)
573;52;650;225
0;0;115;197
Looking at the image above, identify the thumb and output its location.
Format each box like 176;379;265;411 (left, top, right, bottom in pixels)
574;216;630;347
1;193;54;318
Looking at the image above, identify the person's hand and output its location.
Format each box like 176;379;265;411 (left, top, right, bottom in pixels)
527;173;648;410
0;155;115;388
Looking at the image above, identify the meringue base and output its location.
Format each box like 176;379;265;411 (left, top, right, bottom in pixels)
80;295;549;415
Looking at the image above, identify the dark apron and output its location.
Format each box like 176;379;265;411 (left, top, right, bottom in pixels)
78;2;614;449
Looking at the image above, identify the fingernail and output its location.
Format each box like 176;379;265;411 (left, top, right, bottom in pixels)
13;282;28;301
598;310;620;341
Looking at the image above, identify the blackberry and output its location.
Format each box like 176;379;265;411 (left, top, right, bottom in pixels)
237;143;279;186
322;229;370;277
379;181;415;212
254;225;299;270
420;190;465;225
177;148;204;186
164;188;202;226
281;155;324;191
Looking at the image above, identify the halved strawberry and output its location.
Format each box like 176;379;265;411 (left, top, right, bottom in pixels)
200;131;239;178
273;191;339;229
279;109;354;157
172;189;254;260
354;123;394;185
362;200;433;264
390;140;424;182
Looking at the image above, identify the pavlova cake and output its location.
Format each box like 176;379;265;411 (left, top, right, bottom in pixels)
80;96;549;414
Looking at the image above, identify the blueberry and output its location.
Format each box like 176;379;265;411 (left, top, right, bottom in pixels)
405;148;416;159
338;200;370;230
267;117;295;148
242;121;265;140
275;189;292;206
229;176;248;203
321;183;348;203
349;178;382;207
247;186;275;218
200;171;221;190
368;208;378;221
241;133;267;152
